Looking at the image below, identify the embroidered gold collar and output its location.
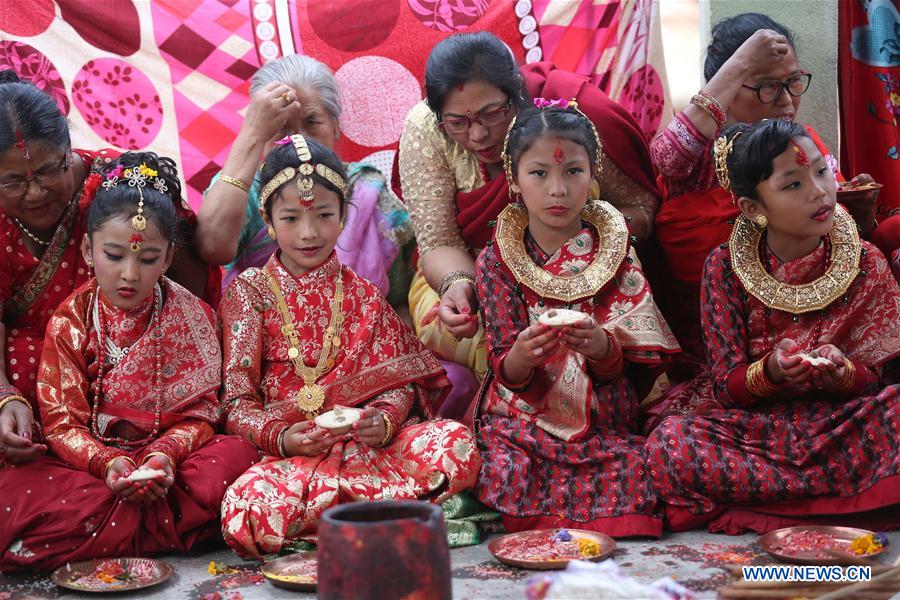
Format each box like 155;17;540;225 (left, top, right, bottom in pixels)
494;200;629;302
729;204;861;314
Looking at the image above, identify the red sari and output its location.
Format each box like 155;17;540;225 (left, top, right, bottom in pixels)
474;202;679;537
0;278;258;572
645;213;900;534
218;254;480;559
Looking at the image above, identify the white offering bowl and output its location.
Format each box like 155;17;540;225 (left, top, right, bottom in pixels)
538;308;589;328
315;407;362;435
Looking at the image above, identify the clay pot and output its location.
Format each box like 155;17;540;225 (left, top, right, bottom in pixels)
317;500;451;600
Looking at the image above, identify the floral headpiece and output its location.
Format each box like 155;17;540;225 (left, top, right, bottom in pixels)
713;131;742;198
101;163;169;251
258;134;346;210
501;97;604;197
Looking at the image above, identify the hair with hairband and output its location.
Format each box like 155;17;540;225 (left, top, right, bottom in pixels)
501;97;603;198
258;134;347;211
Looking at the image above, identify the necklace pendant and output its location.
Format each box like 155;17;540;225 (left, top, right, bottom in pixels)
296;384;325;414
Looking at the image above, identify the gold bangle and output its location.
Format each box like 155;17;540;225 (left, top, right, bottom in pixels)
105;456;136;478
0;395;29;414
375;413;394;448
277;427;288;458
830;359;856;393
219;174;250;194
143;451;174;467
746;354;784;397
439;271;475;298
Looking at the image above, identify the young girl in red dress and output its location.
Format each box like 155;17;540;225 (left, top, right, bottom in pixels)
474;101;679;537
646;120;900;534
218;135;480;559
0;152;257;571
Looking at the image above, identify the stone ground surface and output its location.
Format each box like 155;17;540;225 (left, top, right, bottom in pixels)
2;530;898;599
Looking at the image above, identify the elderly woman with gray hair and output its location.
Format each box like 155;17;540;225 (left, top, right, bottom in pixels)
196;54;413;309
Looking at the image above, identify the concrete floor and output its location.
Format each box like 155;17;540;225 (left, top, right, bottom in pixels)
2;530;898;599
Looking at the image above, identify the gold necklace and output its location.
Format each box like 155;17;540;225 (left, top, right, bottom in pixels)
729;204;861;314
14;218;50;246
266;267;344;418
494;200;629;302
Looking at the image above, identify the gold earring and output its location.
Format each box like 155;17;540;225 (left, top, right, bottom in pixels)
267;225;276;240
755;215;768;228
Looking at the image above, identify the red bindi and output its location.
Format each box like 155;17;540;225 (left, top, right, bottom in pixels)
456;83;465;92
553;144;564;165
790;140;809;167
129;233;144;252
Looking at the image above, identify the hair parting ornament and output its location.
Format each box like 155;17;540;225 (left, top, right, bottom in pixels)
101;163;168;252
258;134;346;210
713;131;741;199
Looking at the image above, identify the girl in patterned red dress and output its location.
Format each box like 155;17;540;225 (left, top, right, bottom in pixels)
474;102;680;537
646;119;900;535
218;135;480;559
0;153;257;571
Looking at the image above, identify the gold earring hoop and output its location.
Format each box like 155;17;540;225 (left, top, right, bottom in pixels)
267;225;277;240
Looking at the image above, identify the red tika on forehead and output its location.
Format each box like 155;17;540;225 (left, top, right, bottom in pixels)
456;83;465;92
791;140;809;167
129;233;143;252
553;144;564;165
14;129;29;160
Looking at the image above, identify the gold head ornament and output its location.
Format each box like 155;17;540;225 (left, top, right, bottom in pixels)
713;131;741;197
259;134;347;210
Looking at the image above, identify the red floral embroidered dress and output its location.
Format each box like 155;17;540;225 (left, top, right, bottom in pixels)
645;209;900;534
0;278;258;571
218;253;480;559
474;202;679;537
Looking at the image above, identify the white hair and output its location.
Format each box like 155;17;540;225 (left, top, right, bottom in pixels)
250;54;342;120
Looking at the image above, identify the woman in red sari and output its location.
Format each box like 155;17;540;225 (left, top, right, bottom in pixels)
0;72;219;467
0;154;258;571
397;32;661;418
646;120;900;535
474;105;679;537
219;135;480;559
650;14;880;372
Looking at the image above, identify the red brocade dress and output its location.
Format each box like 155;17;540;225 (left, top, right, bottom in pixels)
218;254;480;559
0;278;258;572
645;209;900;534
474;202;680;537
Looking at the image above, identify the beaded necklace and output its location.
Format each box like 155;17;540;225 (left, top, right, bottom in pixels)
89;283;163;446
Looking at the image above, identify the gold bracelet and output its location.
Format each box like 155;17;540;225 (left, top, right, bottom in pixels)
219;174;250;194
830;359;856;394
374;413;394;448
0;395;29;414
105;455;136;478
143;451;174;467
746;354;784;397
439;270;475;298
277;427;288;458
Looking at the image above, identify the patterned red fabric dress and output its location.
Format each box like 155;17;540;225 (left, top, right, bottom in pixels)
645;212;900;534
474;202;679;537
218;254;480;559
0;278;258;571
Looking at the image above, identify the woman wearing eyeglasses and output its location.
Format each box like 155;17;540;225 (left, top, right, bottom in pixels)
397;32;662;418
0;71;215;467
645;13;879;395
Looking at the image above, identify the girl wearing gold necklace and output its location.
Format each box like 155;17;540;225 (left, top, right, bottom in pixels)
645;119;900;534
217;134;480;559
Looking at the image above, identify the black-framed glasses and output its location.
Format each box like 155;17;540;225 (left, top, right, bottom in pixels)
742;72;812;104
0;154;71;198
439;99;513;135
